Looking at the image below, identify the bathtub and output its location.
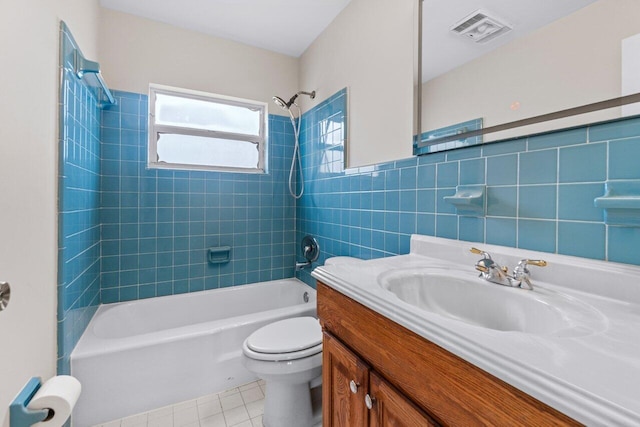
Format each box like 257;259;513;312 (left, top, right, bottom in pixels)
71;278;316;427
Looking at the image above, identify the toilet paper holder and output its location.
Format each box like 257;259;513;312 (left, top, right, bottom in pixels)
10;377;51;427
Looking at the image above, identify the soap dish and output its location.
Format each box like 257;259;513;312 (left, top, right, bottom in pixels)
594;180;640;227
443;185;486;216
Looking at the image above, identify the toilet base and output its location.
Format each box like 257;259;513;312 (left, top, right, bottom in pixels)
263;381;321;427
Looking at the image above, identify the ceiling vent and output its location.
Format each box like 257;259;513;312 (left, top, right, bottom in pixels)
450;9;512;44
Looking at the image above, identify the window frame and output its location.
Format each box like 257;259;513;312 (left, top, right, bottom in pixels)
148;84;268;173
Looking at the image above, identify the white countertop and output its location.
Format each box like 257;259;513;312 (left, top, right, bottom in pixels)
312;235;640;426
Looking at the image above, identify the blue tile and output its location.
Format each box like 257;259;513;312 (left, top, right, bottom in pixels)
384;232;400;254
395;158;417;169
486;154;517;185
446;146;481;161
459;158;485;185
482;139;526;156
418;152;446;165
101;288;119;304
399;213;417;234
459;217;484;243
372;211;385;230
559;143;606;183
435;215;457;239
416;189;435;213
558;222;605;260
609;137;640;179
486;218;516;247
528;128;587;150
487;186;517;217
417;164;436;188
385;169;399;190
519;150;557;184
608;227;640;265
558;184;604;221
385;191;400;211
518;185;556;219
416;213;435;236
590;117;640;142
385;212;399;233
400;167;417;189
518;220;556;253
436;162;458;188
399;190;417;212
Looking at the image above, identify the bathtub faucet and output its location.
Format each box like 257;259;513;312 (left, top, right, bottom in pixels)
296;235;320;271
295;260;312;271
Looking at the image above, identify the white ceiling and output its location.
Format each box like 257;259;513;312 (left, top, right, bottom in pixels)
99;0;352;58
423;0;598;82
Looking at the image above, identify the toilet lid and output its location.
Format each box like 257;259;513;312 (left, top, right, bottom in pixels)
247;317;322;354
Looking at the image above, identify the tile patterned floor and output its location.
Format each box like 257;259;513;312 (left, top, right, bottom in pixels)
94;380;266;427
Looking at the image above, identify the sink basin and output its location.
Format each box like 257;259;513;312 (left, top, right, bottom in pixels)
378;268;607;337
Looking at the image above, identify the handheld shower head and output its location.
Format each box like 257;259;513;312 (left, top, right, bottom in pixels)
272;90;316;110
272;96;289;110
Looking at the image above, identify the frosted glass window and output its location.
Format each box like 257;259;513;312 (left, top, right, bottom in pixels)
155;93;261;136
148;84;267;173
157;134;259;169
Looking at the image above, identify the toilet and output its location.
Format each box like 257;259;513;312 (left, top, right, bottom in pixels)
242;316;323;427
324;256;363;266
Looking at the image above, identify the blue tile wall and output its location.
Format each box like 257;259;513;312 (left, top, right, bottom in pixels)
57;26;101;374
296;88;640;286
99;90;296;303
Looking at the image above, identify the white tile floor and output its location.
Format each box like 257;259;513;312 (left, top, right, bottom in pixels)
94;380;266;427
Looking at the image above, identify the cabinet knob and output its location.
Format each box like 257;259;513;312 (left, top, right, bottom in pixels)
365;393;375;410
349;380;359;394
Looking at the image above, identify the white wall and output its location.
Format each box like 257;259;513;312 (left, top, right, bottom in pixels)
0;0;100;425
299;0;416;168
99;8;299;115
422;0;640;140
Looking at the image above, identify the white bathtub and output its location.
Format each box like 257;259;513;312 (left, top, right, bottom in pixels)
71;278;316;427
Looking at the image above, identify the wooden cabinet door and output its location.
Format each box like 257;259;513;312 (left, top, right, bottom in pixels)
368;371;439;427
323;332;370;427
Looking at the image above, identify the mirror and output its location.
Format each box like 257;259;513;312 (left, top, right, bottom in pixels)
300;0;419;168
417;0;640;153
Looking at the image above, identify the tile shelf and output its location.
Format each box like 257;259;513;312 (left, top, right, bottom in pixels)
594;180;640;227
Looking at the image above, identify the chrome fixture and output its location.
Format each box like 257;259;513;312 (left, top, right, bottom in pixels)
0;282;10;311
471;247;547;290
272;91;316;111
272;90;316;199
296;235;320;271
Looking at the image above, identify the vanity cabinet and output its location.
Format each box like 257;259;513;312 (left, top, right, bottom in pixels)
318;281;582;427
323;331;437;426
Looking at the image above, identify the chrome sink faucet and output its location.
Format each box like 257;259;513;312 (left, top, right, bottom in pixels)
470;247;547;290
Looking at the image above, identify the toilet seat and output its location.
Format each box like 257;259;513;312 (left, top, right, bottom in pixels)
243;317;322;361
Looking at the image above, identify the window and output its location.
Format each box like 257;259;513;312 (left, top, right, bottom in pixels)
148;84;267;173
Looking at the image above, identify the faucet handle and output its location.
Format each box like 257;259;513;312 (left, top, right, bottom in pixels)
470;247;492;259
518;259;547;268
513;259;547;290
520;259;547;267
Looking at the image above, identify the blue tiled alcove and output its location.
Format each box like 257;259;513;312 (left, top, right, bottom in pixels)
99;91;296;303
